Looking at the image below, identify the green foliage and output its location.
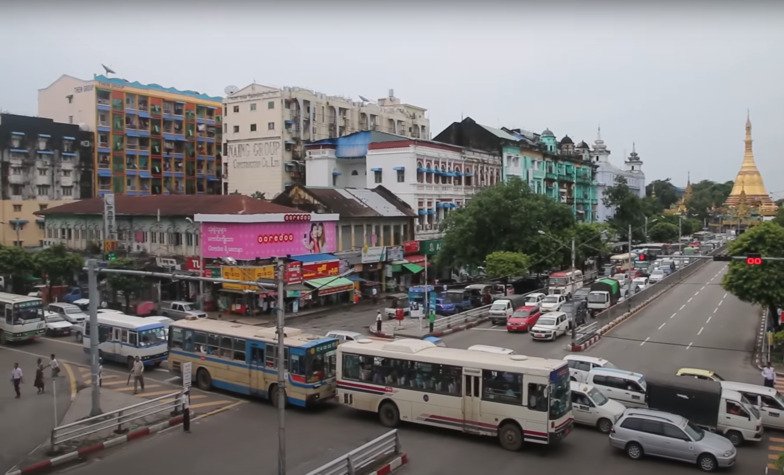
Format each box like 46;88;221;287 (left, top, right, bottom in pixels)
34;245;83;295
648;222;679;243
0;246;36;293
485;251;530;278
438;178;574;270
773;207;784;228
106;258;145;312
687;180;733;221
722;222;784;308
646;179;680;210
250;191;267;200
568;223;612;267
602;176;646;241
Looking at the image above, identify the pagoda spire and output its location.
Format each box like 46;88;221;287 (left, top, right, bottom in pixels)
724;112;776;213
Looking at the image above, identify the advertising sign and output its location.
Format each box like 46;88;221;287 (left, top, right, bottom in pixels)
361;246;387;264
221;266;275;291
182;362;192;390
284;261;302;285
386;246;404;262
201;221;337;260
422;240;443;256
403;241;420;254
301;261;339;280
185;257;202;275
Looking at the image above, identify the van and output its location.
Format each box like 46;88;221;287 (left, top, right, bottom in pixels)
465;284;493;307
467;345;516;355
326;330;365;344
563;355;617;383
587;367;647;408
721;381;784;430
488;295;528;325
676;367;725;382
570;382;626;433
47;303;88;325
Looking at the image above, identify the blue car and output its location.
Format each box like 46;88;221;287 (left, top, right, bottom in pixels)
423;336;447;347
435;298;457;316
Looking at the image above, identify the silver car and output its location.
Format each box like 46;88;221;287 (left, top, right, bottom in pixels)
609;409;736;472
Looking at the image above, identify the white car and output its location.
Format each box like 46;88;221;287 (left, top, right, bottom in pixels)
570;382;626;433
524;292;546;308
632;277;648;291
44;311;74;337
540;294;566;313
530;311;570;341
648;270;665;284
564;355;618;383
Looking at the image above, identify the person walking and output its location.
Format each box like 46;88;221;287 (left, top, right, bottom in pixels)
34;358;45;394
98;357;103;388
428;309;436;334
182;390;191;433
10;363;23;398
762;362;776;388
131;356;145;394
376;311;383;333
49;354;60;378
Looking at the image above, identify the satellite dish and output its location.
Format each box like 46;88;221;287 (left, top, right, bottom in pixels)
101;64;116;75
224;85;239;96
359;95;369;102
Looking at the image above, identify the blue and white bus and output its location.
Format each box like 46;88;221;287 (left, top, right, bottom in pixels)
0;292;45;344
83;313;168;369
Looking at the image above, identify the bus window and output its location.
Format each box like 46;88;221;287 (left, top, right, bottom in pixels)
528;383;548;412
290;353;305;376
98;325;111;342
342;354;361;380
233;338;246;362
183;330;195;352
170;327;183;350
128;331;138;347
220;336;233;358
251;346;264;363
482;370;522;405
121;329;129;343
207;334;220;354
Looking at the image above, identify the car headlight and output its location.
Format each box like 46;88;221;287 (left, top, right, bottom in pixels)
723;450;733;457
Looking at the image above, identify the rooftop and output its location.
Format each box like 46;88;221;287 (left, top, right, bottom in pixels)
35;195;301;217
92;75;222;103
275;185;417;218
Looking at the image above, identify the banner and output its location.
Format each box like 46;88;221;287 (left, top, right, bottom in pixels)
301;261;339;280
221;266;275;291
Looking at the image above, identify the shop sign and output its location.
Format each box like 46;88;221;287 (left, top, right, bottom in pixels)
361;246;387;264
284;261;302;285
386;246;404;262
403;241;419;254
301;261;339;280
156;257;180;269
204;267;220;278
317;283;355;296
201;221;337;261
221;266;275;291
185;257;202;274
422;240;443;256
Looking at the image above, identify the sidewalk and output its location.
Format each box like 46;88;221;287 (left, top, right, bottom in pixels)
370;318;431;339
205;300;376;326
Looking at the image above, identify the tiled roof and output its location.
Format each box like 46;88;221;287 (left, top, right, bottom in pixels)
282;185;417;218
35;195;301;217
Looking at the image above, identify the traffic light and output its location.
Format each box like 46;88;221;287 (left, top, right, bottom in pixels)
746;253;763;265
104;239;117;261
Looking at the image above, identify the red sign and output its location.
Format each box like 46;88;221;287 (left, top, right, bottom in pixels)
403;241;420;254
283;214;311;222
284;262;302;285
186;257;202;274
301;261;339;280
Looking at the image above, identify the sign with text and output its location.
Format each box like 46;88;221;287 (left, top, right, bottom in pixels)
362;246;387;264
386;246;404;262
284;261;302;285
403;241;420;254
221;266;275;291
421;240;442;256
185;257;202;275
182;362;192;390
301;261;339;280
226;138;282;170
201;221;337;260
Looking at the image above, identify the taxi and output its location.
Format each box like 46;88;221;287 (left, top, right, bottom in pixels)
506;305;541;332
676;367;725;382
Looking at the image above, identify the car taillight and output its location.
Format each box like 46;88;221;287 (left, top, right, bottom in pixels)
610;428;615;434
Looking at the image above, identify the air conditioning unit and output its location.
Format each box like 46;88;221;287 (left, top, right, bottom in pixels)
80;140;91;147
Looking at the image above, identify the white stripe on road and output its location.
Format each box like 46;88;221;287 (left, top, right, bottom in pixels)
640;337;650;347
688;297;693;303
686;341;693;350
706;316;712;324
670;313;677;319
694;291;700;296
679;305;685;310
470;328;509;332
697;327;704;336
658;322;666;330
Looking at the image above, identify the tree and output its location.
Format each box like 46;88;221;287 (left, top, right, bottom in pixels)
250;191;267;200
773;207;784;228
0;246;36;294
485;251;530;278
648;222;679;243
646;179;680;210
602;176;646;241
106;258;146;313
687;180;733;221
438;177;575;271
34;244;84;299
721;223;784;316
566;223;612;269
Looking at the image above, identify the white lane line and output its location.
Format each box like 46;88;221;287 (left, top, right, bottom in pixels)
723;292;728;299
640;337;650;347
717;300;723;307
688;297;693;303
694;291;700;296
686;342;693;350
697;327;704;336
679;305;686;310
658;322;666;330
706;316;712;324
670;313;677;319
713;307;718;313
701;286;706;290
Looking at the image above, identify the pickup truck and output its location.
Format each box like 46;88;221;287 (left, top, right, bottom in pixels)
160;301;207;320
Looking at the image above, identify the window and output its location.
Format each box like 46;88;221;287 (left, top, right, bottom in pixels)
233;338;246;362
62;186;73;197
481;370;522;405
268;101;275;109
37;185;51;196
351;170;359;176
170;327;183;350
38;168;47;176
13;204;22;212
268;122;275;130
397;170;405;182
233;125;239;133
662;423;688;440
62;170;72;177
528;383;548;411
341;353;461;396
128;332;138;347
250;103;257;111
639;420;664;435
68;115;73;124
572;391;592;407
251;346;264;363
250;124;257;132
374;170;382;184
726;400;748;417
332;174;338;187
233;105;239;113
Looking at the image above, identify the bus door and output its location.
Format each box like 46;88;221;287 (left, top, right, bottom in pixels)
111;327;123;357
249;341;266;397
462;367;482;433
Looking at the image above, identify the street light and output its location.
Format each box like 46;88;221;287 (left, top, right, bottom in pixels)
185;217;204;311
0;221;22;247
644;217;658;242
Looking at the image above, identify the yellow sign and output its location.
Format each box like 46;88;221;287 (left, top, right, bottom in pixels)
221;266;275;291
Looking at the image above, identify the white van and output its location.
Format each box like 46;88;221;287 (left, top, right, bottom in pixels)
326;330;365;344
467;345;516;355
570;382;626;433
721;381;784;430
587;368;647;408
488;295;528;325
563;355;617;383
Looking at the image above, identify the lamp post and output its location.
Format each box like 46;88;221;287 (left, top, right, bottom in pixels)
644;217;657;242
185;218;204;310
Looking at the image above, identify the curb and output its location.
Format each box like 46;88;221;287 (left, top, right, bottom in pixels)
570;333;601;352
368;316;489;340
367;453;408;475
6;416;183;475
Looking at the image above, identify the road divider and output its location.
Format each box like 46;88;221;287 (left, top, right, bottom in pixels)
304;429;407;475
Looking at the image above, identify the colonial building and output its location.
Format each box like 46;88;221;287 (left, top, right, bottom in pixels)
38;74;223;197
588;128;646;222
223;85;430;198
303;130;501;241
0;113;94;247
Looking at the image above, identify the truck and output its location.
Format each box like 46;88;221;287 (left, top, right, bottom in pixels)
586;278;620;316
160;301;207;320
488;294;530;325
645;373;763;446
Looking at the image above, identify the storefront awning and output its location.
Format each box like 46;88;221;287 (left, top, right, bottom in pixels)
303;277;355;296
290;253;338;264
346;275;368;282
405;254;427;264
402;263;424;274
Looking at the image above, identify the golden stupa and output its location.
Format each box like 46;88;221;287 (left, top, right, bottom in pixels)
665;172;693;215
723;113;777;215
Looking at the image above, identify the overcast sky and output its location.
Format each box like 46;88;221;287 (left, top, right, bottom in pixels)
3;1;784;196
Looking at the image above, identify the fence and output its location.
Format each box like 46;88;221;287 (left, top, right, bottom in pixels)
304;430;401;475
51;390;183;450
431;287;548;332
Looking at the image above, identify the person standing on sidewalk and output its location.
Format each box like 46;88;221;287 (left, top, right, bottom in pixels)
376;311;382;333
10;363;23;398
34;358;45;394
182;390;192;433
762;362;776;388
49;354;60;378
428;309;436;333
131;356;145;394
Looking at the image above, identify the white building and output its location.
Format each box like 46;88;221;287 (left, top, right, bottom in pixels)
590;129;646;222
223;85;430;198
304;131;501;241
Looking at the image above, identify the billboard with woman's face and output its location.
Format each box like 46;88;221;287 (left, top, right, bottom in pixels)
201;220;337;260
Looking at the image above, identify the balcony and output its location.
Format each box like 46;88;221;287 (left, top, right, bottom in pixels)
545;172;558;181
98;180;111;191
559;174;574;183
8;174;25;185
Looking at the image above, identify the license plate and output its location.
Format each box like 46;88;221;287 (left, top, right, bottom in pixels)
535;334;544;338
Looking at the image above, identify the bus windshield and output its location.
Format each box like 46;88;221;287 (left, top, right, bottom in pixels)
15;303;43;322
549;370;571;420
549;277;569;286
306;340;338;383
138;327;166;347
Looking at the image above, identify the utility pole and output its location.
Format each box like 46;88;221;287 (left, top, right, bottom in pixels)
87;259;102;416
644;217;648;242
627;224;633;300
275;258;286;475
678;215;683;244
570;236;577;343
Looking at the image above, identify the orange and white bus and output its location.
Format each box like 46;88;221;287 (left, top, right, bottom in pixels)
336;338;573;451
547;270;584;299
168;319;338;408
610;253;636;272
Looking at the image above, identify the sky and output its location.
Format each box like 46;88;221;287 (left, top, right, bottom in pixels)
3;0;784;196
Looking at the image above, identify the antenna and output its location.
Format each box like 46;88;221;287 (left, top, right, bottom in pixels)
359;95;369;102
101;64;116;76
224;85;239;96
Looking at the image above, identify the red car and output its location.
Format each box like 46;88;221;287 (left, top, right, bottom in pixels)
506;305;541;333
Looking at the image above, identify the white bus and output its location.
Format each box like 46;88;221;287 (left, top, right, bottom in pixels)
0;292;46;344
83;313;168;369
547;269;584;299
610;253;636;272
336;338;573;451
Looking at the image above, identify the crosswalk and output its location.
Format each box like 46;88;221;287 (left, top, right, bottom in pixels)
73;365;241;415
765;381;784;471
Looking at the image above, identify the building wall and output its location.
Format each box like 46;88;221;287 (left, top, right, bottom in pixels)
38;75;97;128
335;219;412;252
0;200;73;247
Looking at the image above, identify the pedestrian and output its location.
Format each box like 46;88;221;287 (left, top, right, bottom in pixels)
353;292;360;305
98;357;103;388
10;363;23;398
34;358;45;394
182;390;192;433
372;287;378;305
49;354;60;378
376;311;382;333
762;362;776;388
131;356;145;394
395;307;405;328
428;309;436;333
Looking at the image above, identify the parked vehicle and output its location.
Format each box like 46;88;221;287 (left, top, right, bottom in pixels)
442;289;472;312
540;294;566;313
563;355;616;383
489;294;529;325
506;305;541;332
384;293;410;319
160;301;207;320
570;381;625;433
44;311;73;337
586;279;621;315
434;298;457;316
530;311;571;341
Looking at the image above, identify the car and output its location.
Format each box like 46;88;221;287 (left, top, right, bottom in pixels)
540;294;566;313
434;298;457;316
572;287;592;303
675;368;725;382
612;273;630;288
648;270;665;284
44;311;73;337
423;336;447;347
563;355;617;383
47;303;88;325
560;300;588;326
325;330;365;344
609;408;736;472
530;311;570;341
524;292;546;308
570;381;626;433
632;277;649;291
506;305;541;332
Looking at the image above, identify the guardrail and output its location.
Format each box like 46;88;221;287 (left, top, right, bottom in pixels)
574;322;599;344
432;287;547;332
51;390;183;450
305;430;401;475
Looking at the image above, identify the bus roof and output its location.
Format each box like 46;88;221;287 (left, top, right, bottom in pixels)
0;292;42;304
170;318;333;348
549;270;582;277
632;243;665;248
339;338;565;376
611;253;637;259
95;313;165;331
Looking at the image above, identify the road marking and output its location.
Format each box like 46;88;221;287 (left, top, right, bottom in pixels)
706;316;712;324
679;305;685;310
670;313;677;319
115;384;162;392
40;337;82;348
190;400;235;410
99;380;126;387
688;297;693;303
771;437;784;443
723;292;728;299
717;300;723;307
640;337;650;346
713;307;718;313
694;291;700;296
658;323;666;330
698;327;704;336
686;341;693;350
132;389;176;397
701;286;706;290
193;400;247;421
165;377;182;384
63;362;77;401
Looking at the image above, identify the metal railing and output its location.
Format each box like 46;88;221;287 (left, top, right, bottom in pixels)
431;287;547;332
51;390;183;450
305;430;401;475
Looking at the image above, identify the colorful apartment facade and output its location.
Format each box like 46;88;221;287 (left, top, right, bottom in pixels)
38;74;224;197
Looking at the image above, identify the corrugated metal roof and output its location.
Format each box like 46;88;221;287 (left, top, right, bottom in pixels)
478;124;519;142
301;186;416;218
339;188;408;217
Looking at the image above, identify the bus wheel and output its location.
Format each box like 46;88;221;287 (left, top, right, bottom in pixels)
498;422;523;451
378;401;400;427
127;356;135;370
196;368;212;390
270;384;287;408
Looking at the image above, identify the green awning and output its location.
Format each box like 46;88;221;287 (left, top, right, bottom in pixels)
25;275;42;282
402;263;424;274
303;277;355;296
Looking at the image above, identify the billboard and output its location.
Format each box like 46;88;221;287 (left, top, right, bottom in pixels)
301;261;339;280
201;221;337;261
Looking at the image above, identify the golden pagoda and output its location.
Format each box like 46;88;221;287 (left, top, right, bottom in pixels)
665;172;692;215
724;113;778;216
